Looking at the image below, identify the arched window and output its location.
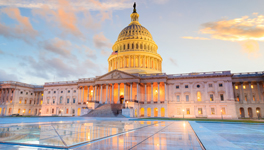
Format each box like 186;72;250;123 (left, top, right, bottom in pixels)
136;44;138;49
140;108;144;117
60;96;63;104
161;108;165;117
147;108;151;117
127;44;130;49
197;92;202;101
132;43;134;49
154;108;158;117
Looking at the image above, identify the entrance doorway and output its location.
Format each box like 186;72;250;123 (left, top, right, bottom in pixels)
248;108;253;118
240;107;245;118
120;95;124;104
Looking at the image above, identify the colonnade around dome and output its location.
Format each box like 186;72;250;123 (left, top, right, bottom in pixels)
108;54;162;73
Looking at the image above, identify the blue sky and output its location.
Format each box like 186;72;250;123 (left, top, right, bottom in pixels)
0;0;263;85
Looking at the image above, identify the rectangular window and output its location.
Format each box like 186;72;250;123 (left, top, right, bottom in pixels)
68;90;70;93
67;98;69;103
24;100;27;104
211;108;215;115
220;94;224;101
186;108;190;115
52;109;54;114
209;84;213;87
26;92;28;95
54;91;56;93
253;95;255;101
245;94;247;101
53;99;55;104
221;108;226;115
74;90;76;93
219;83;223;87
48;91;50;94
236;95;240;101
185;85;188;88
198;108;203;115
210;94;214;101
47;99;49;104
19;100;21;104
176;85;179;89
177;95;180;102
73;98;75;103
186;95;189;102
61;91;63;93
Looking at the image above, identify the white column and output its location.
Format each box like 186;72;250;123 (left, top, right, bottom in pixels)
112;84;114;104
151;83;153;103
87;86;90;101
124;83;126;101
158;82;160;103
100;85;103;104
130;83;133;100
165;83;167;103
136;83;139;101
95;85;97;102
257;82;262;101
117;83;120;104
105;85;108;104
82;87;84;104
92;86;95;101
240;82;244;102
144;83;147;103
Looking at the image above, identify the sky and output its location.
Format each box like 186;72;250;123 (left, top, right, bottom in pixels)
0;0;264;85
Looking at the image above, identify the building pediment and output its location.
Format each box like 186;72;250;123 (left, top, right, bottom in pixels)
96;70;140;81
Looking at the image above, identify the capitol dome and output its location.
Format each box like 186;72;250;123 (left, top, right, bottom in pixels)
108;5;162;74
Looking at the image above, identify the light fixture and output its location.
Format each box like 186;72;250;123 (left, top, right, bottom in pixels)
86;102;88;104
182;109;184;112
155;90;158;93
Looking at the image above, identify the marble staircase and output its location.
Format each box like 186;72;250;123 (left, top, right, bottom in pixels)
82;104;125;117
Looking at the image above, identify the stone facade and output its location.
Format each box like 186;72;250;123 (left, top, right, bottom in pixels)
0;70;263;119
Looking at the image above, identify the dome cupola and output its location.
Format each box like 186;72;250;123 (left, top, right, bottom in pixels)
108;3;162;74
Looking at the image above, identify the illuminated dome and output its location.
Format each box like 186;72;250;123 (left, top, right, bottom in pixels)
108;4;162;74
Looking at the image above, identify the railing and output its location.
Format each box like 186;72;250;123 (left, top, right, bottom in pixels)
45;80;77;85
168;71;231;78
78;78;95;82
233;71;264;76
0;81;43;88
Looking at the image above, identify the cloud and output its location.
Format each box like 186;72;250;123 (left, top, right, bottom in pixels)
182;36;210;40
152;0;170;4
101;49;111;56
32;0;83;38
0;0;132;11
0;69;18;81
39;37;72;57
184;13;264;56
169;57;177;66
0;7;38;43
93;32;112;49
200;15;264;41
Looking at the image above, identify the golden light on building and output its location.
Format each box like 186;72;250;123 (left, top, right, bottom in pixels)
108;5;162;74
235;86;238;89
243;85;246;89
251;85;254;89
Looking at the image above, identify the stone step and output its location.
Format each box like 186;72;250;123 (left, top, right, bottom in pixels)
82;104;125;117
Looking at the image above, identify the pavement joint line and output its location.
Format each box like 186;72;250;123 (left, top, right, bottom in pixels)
188;121;206;150
68;121;164;149
128;122;174;150
50;124;68;147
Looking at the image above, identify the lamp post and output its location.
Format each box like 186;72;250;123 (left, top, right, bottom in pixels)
257;110;260;120
182;109;184;119
221;110;223;120
126;101;128;109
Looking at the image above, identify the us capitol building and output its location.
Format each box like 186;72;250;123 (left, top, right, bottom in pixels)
0;6;263;119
